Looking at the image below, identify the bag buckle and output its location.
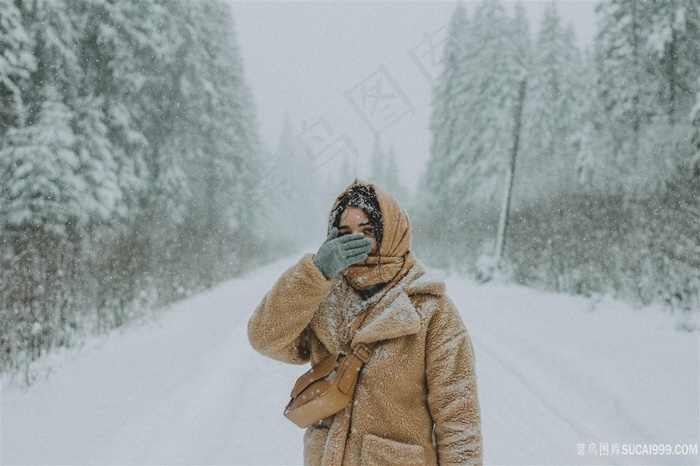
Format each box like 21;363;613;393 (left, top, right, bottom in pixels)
353;344;372;363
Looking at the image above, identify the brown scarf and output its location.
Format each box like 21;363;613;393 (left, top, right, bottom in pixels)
343;252;416;290
329;179;415;291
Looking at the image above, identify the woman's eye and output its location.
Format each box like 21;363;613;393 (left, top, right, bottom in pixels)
363;229;375;237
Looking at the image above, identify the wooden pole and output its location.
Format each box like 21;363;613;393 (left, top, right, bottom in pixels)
495;78;527;271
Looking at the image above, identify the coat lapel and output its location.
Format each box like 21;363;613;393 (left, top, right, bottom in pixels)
352;291;420;346
351;261;428;346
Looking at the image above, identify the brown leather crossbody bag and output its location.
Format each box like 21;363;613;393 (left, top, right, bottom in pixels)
283;342;374;428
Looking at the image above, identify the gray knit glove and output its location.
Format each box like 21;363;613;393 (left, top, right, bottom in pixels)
313;227;372;279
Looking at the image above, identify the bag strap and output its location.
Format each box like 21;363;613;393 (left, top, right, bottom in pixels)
334;342;373;395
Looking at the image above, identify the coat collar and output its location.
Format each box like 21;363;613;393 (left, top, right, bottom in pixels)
311;259;445;351
352;290;420;346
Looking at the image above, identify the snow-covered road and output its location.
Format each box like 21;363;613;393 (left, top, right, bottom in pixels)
2;254;698;465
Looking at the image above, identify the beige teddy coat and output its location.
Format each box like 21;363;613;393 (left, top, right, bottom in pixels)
248;183;482;465
248;254;481;466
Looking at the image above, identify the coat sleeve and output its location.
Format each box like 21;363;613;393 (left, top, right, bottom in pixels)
248;253;332;364
425;295;482;465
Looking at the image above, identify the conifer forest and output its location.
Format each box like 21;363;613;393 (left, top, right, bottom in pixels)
0;0;263;372
417;0;699;317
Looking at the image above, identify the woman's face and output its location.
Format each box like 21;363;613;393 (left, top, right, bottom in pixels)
338;206;378;255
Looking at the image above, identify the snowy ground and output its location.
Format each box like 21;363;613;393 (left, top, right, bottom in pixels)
2;253;699;465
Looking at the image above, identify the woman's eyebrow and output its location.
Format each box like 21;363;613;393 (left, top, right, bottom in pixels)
338;222;370;229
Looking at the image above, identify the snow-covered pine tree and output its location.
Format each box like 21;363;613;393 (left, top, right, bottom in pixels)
171;0;263;282
383;146;409;207
636;0;699;196
71;96;120;227
0;0;35;132
83;0;166;221
71;91;133;330
517;3;582;202
571;49;616;191
266;115;321;242
645;0;700;124
210;0;263;237
0;85;81;237
596;0;699;196
654;84;700;310
16;0;128;231
20;0;83;120
595;0;656;155
423;1;471;228
511;2;532;75
368;138;409;205
694;79;700;169
266;115;298;213
460;0;527;206
0;84;84;364
337;152;359;192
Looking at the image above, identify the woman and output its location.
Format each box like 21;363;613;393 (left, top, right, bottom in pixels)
248;179;482;465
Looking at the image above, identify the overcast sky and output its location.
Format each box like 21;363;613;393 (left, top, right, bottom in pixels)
227;0;598;191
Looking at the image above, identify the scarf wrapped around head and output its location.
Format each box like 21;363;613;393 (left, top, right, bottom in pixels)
328;179;415;290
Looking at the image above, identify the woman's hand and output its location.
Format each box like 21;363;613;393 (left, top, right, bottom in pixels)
312;227;372;279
